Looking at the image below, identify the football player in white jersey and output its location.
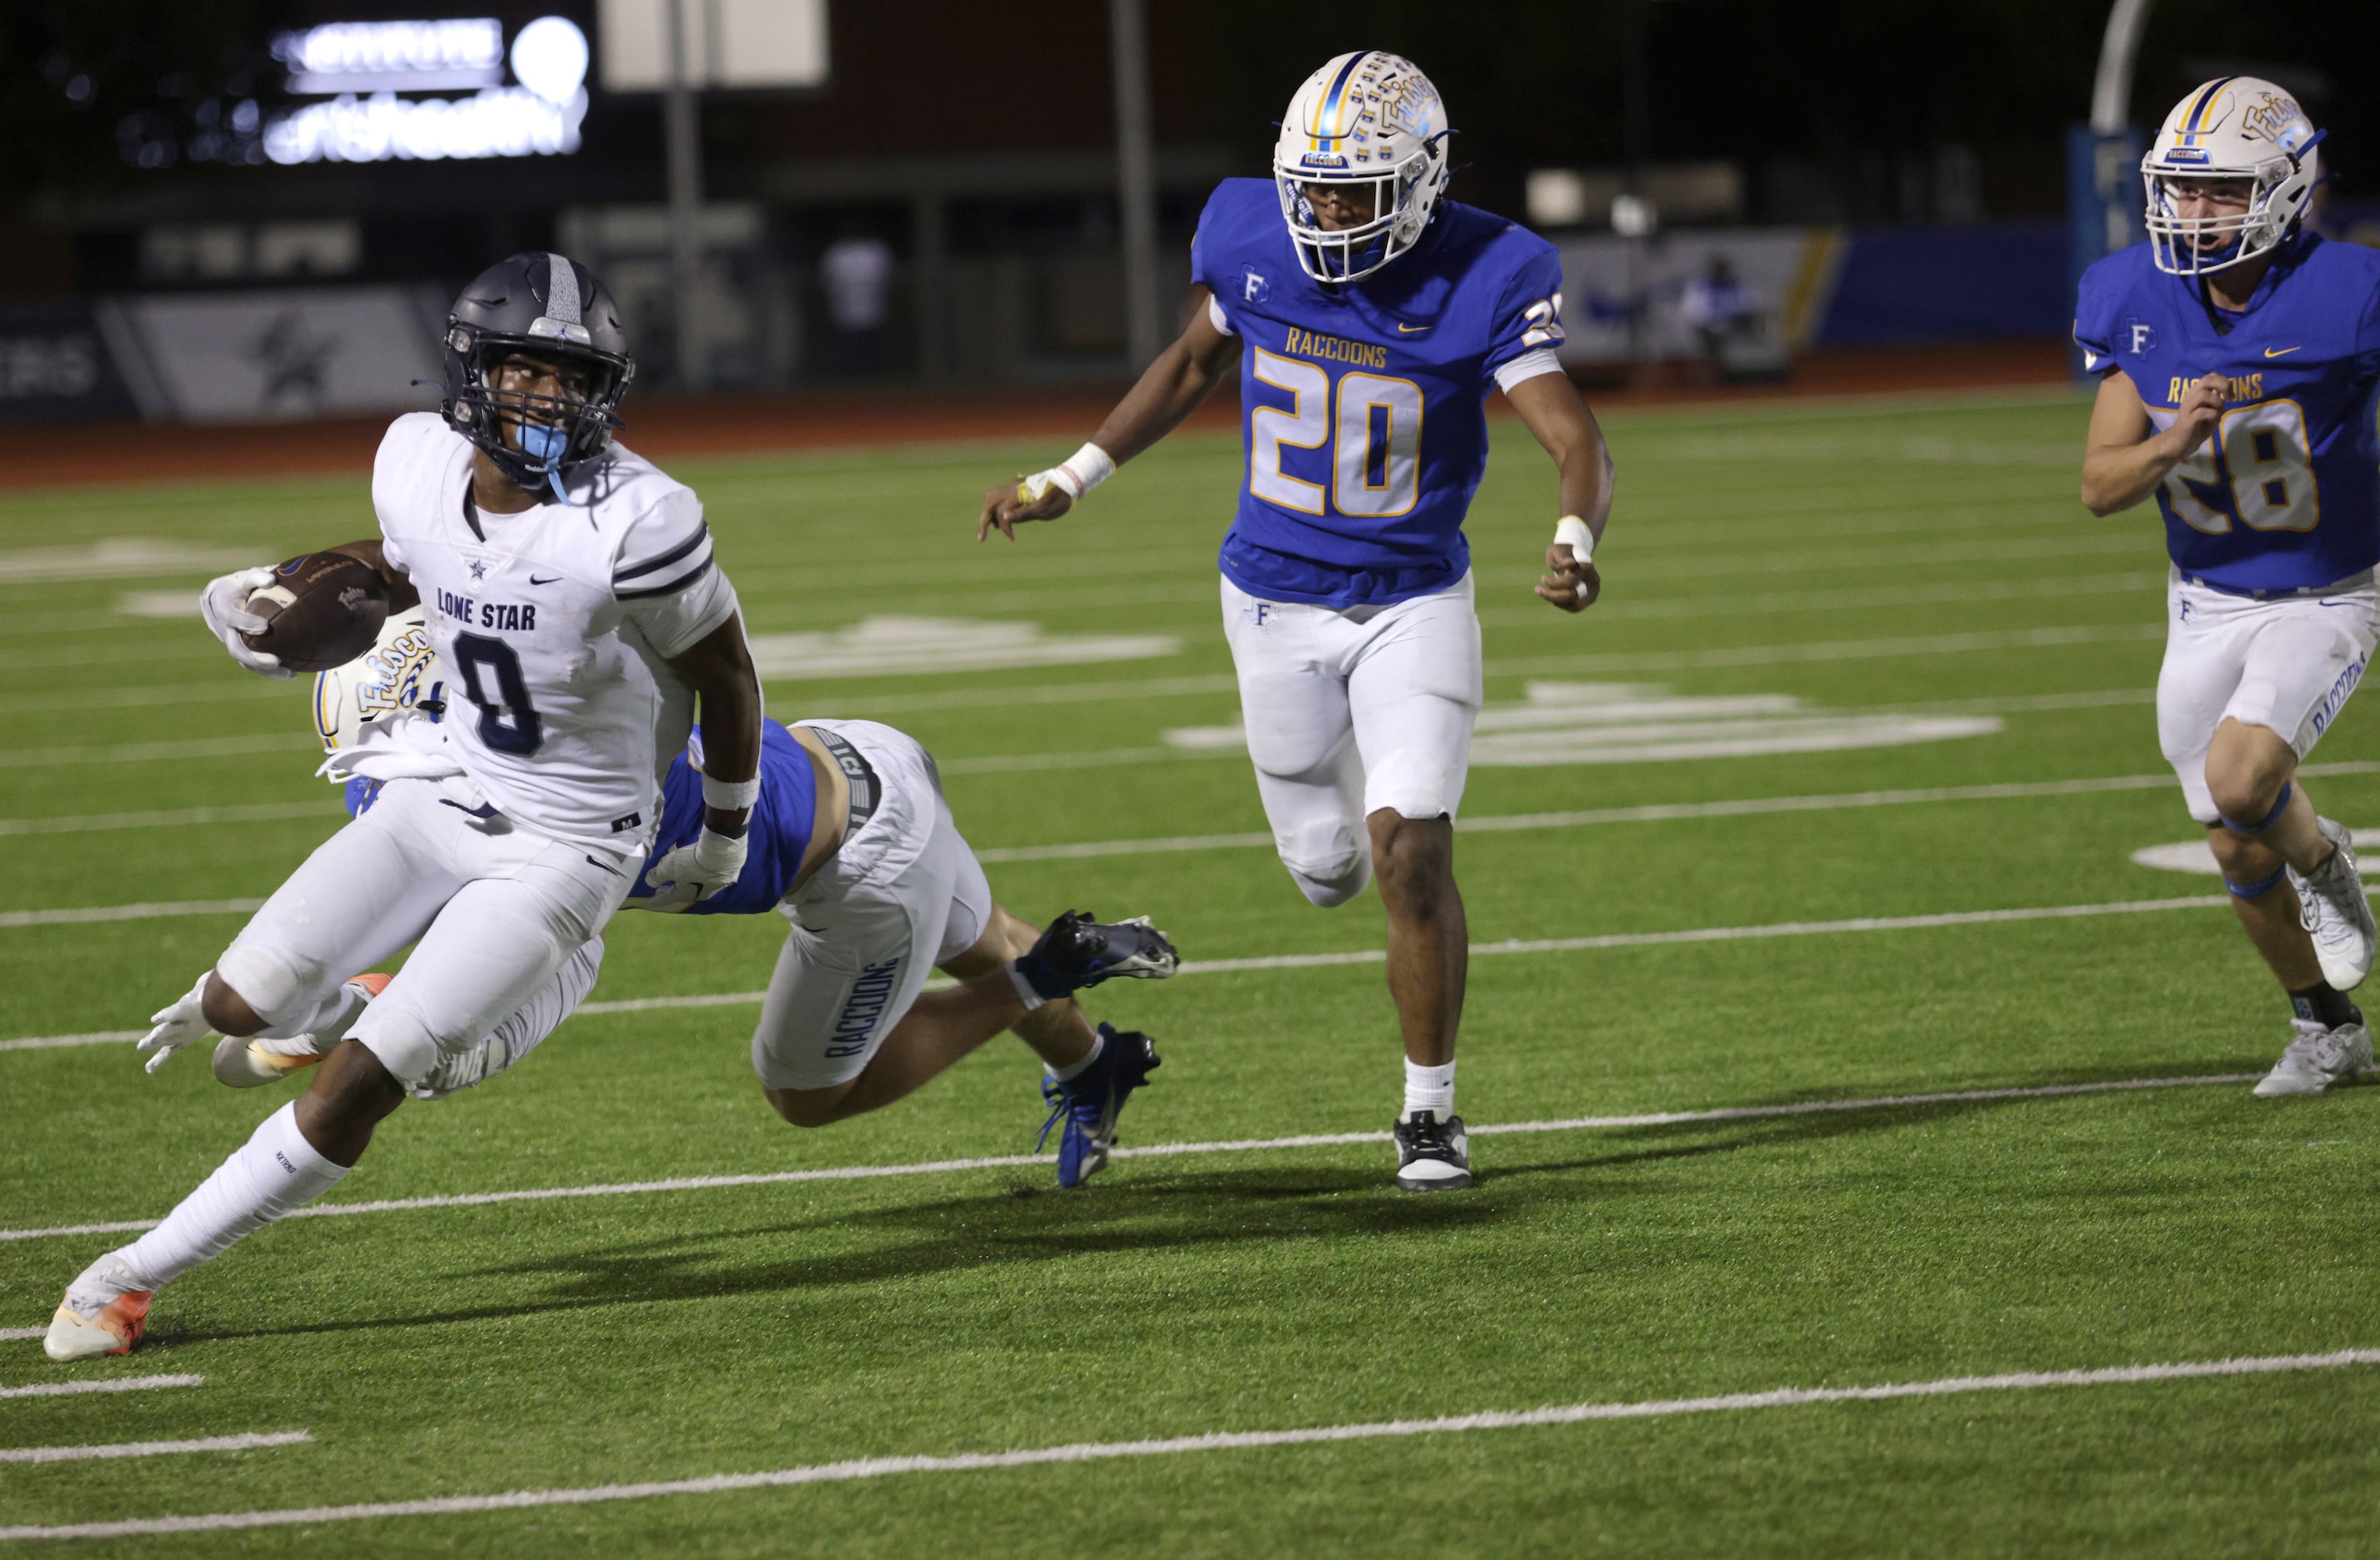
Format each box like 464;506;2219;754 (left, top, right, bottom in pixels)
44;254;774;1362
191;611;1179;1193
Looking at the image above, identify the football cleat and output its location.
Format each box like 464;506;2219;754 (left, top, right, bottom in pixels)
1011;911;1180;1001
1036;1025;1161;1189
45;1254;152;1362
2291;819;2376;991
2254;1018;2373;1097
1393;1110;1472;1192
210;973;389;1088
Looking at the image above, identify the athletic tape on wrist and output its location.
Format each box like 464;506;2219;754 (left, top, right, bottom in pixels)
702;773;760;812
1023;443;1117;503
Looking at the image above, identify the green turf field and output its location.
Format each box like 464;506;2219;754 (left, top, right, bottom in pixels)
4;390;2378;1555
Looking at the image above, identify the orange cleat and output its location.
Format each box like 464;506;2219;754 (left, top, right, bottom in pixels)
209;973;393;1089
46;1289;151;1361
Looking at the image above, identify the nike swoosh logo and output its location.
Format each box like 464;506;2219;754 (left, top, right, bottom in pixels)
2265;346;2303;357
1397;323;1431;334
530;574;561;585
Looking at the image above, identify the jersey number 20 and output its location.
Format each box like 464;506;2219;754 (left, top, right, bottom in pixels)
1250;348;1423;518
450;633;544;755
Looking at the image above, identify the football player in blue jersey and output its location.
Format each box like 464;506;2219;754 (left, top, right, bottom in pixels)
159;611;1179;1190
977;51;1617;1190
2077;78;2380;1096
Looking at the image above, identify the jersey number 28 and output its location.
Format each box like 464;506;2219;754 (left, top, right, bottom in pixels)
2161;399;2322;534
450;633;544;755
1250;348;1422;518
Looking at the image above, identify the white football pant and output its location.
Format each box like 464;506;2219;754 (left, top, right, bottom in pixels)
1220;572;1482;906
751;720;992;1092
2157;567;2379;824
215;772;637;1087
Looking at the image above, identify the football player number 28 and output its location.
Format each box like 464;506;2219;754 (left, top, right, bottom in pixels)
1250;349;1423;518
450;632;544;754
2161;399;2321;534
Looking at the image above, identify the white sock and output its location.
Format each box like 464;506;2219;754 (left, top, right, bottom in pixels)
1403;1058;1456;1121
253;980;370;1043
112;1102;350;1293
1046;1028;1104;1084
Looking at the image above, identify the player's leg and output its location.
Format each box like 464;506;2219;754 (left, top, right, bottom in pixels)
1346;575;1483;1190
1222;576;1371;905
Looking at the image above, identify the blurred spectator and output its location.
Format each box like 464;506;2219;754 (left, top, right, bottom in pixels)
819;225;894;379
1678;256;1756;358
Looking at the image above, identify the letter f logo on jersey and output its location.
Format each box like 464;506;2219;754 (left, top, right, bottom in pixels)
1241;265;1271;305
2128;320;2157;356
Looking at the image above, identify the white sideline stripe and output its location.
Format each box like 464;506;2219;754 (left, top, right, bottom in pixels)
0;1328;45;1341
0;1030;140;1052
0;1067;2254;1244
973;761;2380;864
0;899;262;930
0;893;2238;1050
0;1431;311;1465
0;802;334;838
0;1375;202;1401
3;1351;2368;1542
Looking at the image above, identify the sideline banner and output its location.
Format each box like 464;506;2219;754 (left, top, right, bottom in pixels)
106;286;445;423
0;302;140;424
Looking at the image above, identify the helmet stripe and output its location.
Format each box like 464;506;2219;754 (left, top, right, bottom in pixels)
1313;52;1368;145
2178;76;2234;146
543;254;581;326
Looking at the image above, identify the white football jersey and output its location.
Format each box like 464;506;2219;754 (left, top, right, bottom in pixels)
371;412;737;851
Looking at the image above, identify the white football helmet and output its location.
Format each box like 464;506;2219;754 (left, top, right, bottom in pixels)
313;605;444;755
1272;51;1452;284
2141;76;2323;277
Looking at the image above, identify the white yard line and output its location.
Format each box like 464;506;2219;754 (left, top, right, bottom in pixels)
0;735;316;769
0;802;334;839
0;1375;202;1401
0;900;263;930
0;1068;2255;1244
1482;623;2162;679
0;1431;311;1465
0;1349;2362;1542
0;1328;44;1341
0;891;2242;1043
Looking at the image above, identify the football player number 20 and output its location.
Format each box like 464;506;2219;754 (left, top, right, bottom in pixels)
450;632;544;754
2161;399;2321;534
1250;349;1423;518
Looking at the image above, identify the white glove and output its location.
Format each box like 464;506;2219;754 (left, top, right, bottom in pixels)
642;827;749;913
200;567;296;679
136;974;218;1075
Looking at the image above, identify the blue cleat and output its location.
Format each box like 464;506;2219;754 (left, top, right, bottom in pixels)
1036;1023;1161;1188
1011;911;1179;1002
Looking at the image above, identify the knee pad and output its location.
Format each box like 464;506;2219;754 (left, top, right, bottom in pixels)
213;942;322;1032
1278;817;1372;908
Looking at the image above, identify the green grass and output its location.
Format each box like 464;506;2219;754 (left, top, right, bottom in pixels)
5;388;2380;1555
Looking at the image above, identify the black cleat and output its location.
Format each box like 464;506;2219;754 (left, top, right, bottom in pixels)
1393;1110;1472;1192
1012;910;1179;1001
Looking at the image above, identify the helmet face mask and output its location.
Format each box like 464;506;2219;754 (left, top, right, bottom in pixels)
441;253;634;497
1272;52;1451;285
2141;77;2322;278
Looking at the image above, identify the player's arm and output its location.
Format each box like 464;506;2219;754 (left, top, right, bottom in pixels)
2080;370;2224;517
977;288;1243;541
198;540;419;679
644;614;763;909
1506;373;1616;614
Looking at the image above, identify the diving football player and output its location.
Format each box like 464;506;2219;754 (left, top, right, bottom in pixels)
2077;79;2380;1095
977;51;1617;1190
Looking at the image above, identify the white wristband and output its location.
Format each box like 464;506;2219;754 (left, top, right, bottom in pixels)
701;773;760;812
1554;515;1595;567
1023;443;1117;503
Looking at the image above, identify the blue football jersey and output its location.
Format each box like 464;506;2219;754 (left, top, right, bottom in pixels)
1191;178;1565;607
344;716;816;916
2074;233;2380;591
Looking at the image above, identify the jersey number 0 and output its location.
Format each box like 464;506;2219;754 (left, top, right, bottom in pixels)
1250;348;1423;518
450;632;545;755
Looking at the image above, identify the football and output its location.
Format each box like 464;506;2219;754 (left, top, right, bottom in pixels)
240;552;391;675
